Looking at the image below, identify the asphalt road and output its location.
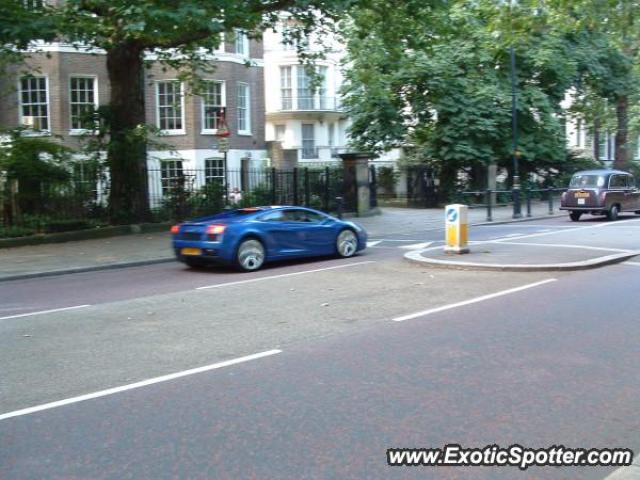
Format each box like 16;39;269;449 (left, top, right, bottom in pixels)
0;215;625;318
1;214;639;479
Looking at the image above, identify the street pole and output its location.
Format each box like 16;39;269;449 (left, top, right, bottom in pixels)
213;106;231;206
510;45;522;218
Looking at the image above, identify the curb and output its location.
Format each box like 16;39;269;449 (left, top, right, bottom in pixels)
0;257;175;283
403;249;640;272
0;223;172;249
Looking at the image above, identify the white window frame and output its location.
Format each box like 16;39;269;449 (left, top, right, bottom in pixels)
18;75;50;134
236;82;251;135
69;75;98;135
234;30;249;57
204;158;225;184
22;0;45;9
200;80;226;135
301;123;316;159
155;81;185;135
280;66;293;110
160;159;184;196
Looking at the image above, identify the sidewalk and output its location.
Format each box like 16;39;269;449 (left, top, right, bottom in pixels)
405;215;640;272
0;202;563;281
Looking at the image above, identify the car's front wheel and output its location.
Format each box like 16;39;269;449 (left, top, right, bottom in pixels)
569;211;582;222
607;204;620;221
236;238;265;271
336;229;358;258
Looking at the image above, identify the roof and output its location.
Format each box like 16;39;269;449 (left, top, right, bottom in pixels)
573;169;632;176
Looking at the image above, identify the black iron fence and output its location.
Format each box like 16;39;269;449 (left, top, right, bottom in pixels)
0;167;348;237
149;167;346;222
454;187;567;222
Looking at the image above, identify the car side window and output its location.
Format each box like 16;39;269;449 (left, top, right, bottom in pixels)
281;209;324;223
282;209;309;222
609;175;627;189
259;211;286;222
626;176;636;188
303;211;326;223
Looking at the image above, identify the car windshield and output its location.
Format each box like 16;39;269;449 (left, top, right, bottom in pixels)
569;175;605;188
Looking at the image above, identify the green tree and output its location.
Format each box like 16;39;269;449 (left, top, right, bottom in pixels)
2;0;352;223
342;0;581;193
0;1;57;77
544;0;640;169
0;128;72;225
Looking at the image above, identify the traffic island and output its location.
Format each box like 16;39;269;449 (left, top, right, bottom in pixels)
405;243;640;272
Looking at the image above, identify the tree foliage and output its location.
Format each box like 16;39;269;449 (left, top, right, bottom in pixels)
2;0;353;223
342;0;640;192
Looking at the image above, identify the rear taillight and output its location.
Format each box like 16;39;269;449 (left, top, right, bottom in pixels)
206;224;226;241
206;225;226;235
170;225;180;234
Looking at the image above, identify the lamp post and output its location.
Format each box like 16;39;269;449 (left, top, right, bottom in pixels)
213;107;230;205
510;46;522;218
509;3;522;218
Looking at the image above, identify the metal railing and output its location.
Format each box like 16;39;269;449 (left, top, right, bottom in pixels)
279;96;342;112
456;187;567;222
1;167;349;236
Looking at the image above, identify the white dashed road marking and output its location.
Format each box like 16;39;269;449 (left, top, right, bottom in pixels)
0;350;283;421
399;242;433;250
392;279;558;322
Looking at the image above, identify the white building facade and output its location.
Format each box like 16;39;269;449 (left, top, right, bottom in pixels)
263;25;350;166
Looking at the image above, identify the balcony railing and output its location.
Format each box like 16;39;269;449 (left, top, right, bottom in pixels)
279;96;342;112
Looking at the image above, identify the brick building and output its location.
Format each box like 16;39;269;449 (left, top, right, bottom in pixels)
0;35;267;206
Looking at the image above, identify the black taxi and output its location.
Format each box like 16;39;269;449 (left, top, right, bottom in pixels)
560;169;640;221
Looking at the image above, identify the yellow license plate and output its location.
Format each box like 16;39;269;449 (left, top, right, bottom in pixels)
181;247;202;256
574;191;590;198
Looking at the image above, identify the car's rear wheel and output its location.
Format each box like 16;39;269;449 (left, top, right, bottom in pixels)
607;204;620;221
236;238;265;271
336;229;357;258
569;211;582;222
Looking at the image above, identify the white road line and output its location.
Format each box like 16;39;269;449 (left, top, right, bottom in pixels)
503;233;524;238
603;454;640;479
367;241;383;247
0;304;91;321
399;242;433;250
496;241;635;253
0;349;282;422
477;224;578;228
368;239;424;242
196;261;376;290
623;262;640;267
392;279;557;322
490;218;640;243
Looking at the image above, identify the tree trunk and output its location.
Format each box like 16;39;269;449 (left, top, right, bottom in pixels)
614;95;629;170
106;42;151;224
438;161;458;203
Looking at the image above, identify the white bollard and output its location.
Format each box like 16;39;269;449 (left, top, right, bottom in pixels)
444;204;469;254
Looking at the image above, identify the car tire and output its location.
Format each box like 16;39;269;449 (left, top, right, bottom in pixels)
184;258;206;269
336;229;358;258
635;210;640;215
569;211;582;222
607;204;620;221
236;238;265;272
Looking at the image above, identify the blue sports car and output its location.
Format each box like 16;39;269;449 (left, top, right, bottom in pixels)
171;206;368;271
